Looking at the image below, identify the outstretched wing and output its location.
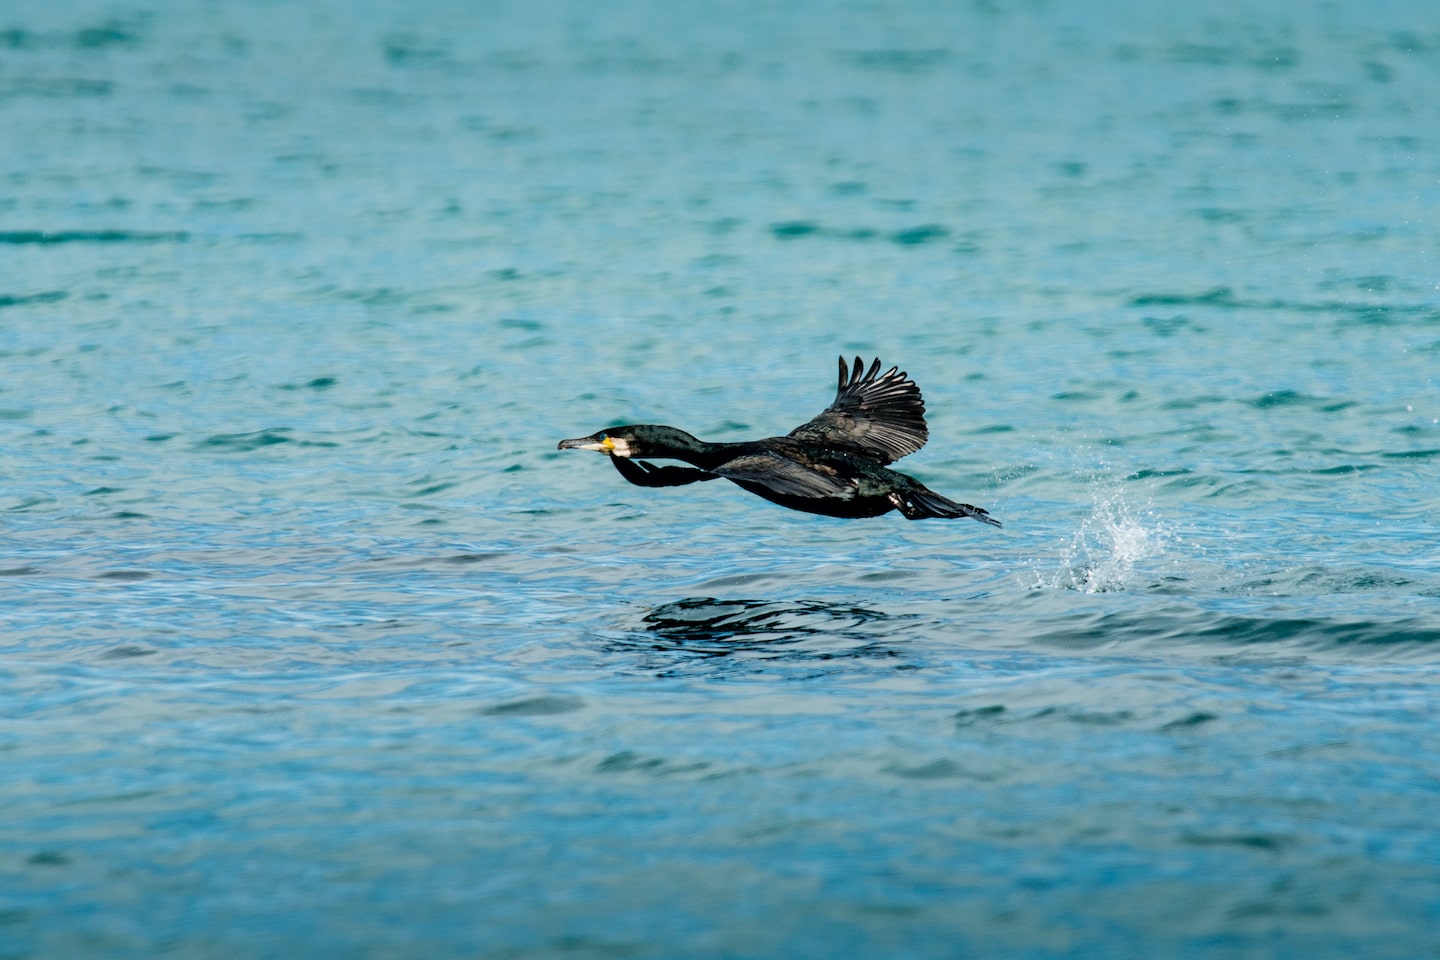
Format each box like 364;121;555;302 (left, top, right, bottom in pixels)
611;457;719;488
711;450;857;500
786;356;928;464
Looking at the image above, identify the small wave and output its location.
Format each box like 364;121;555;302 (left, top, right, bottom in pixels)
0;21;140;51
1030;608;1440;657
839;49;953;73
767;220;952;246
0;78;114;98
480;695;585;717
0;291;68;309
1251;389;1355;412
0;230;188;244
1034;487;1169;593
1127;286;1434;325
196;429;340;451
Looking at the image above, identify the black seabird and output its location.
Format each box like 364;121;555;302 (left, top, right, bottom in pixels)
558;356;1000;525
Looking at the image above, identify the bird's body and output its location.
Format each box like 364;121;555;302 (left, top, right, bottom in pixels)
558;357;1001;525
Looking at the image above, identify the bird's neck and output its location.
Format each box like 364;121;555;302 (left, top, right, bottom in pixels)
656;430;745;470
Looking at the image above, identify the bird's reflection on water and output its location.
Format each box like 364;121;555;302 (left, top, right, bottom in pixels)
603;597;916;677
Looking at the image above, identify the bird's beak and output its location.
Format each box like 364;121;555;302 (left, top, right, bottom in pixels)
557;434;615;454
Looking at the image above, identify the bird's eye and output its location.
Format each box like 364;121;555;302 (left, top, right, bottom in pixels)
597;432;608;441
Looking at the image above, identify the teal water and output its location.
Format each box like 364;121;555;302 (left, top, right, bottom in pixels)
3;1;1440;957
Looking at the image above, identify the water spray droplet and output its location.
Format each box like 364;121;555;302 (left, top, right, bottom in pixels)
1034;487;1168;593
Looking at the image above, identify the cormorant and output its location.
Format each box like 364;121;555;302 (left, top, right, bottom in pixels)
558;356;1001;525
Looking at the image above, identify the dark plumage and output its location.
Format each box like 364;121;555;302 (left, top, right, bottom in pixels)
557;356;1001;525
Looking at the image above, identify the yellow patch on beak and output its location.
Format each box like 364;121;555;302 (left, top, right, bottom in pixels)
557;434;620;454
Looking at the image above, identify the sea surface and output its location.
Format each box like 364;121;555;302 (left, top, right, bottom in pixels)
3;1;1439;957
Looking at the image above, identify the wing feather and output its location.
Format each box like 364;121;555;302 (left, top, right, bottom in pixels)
787;356;929;463
711;451;856;500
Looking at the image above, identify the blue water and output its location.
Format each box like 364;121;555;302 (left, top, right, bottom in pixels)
4;1;1440;957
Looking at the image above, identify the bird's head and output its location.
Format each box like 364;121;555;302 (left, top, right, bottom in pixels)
557;425;701;459
556;425;644;458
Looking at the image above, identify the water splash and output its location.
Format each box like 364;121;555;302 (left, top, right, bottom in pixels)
1036;487;1169;593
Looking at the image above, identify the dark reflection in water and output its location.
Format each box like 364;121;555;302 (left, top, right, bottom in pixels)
643;597;896;647
603;597;916;676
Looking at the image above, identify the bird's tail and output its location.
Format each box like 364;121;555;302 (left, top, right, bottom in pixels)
890;486;1002;525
